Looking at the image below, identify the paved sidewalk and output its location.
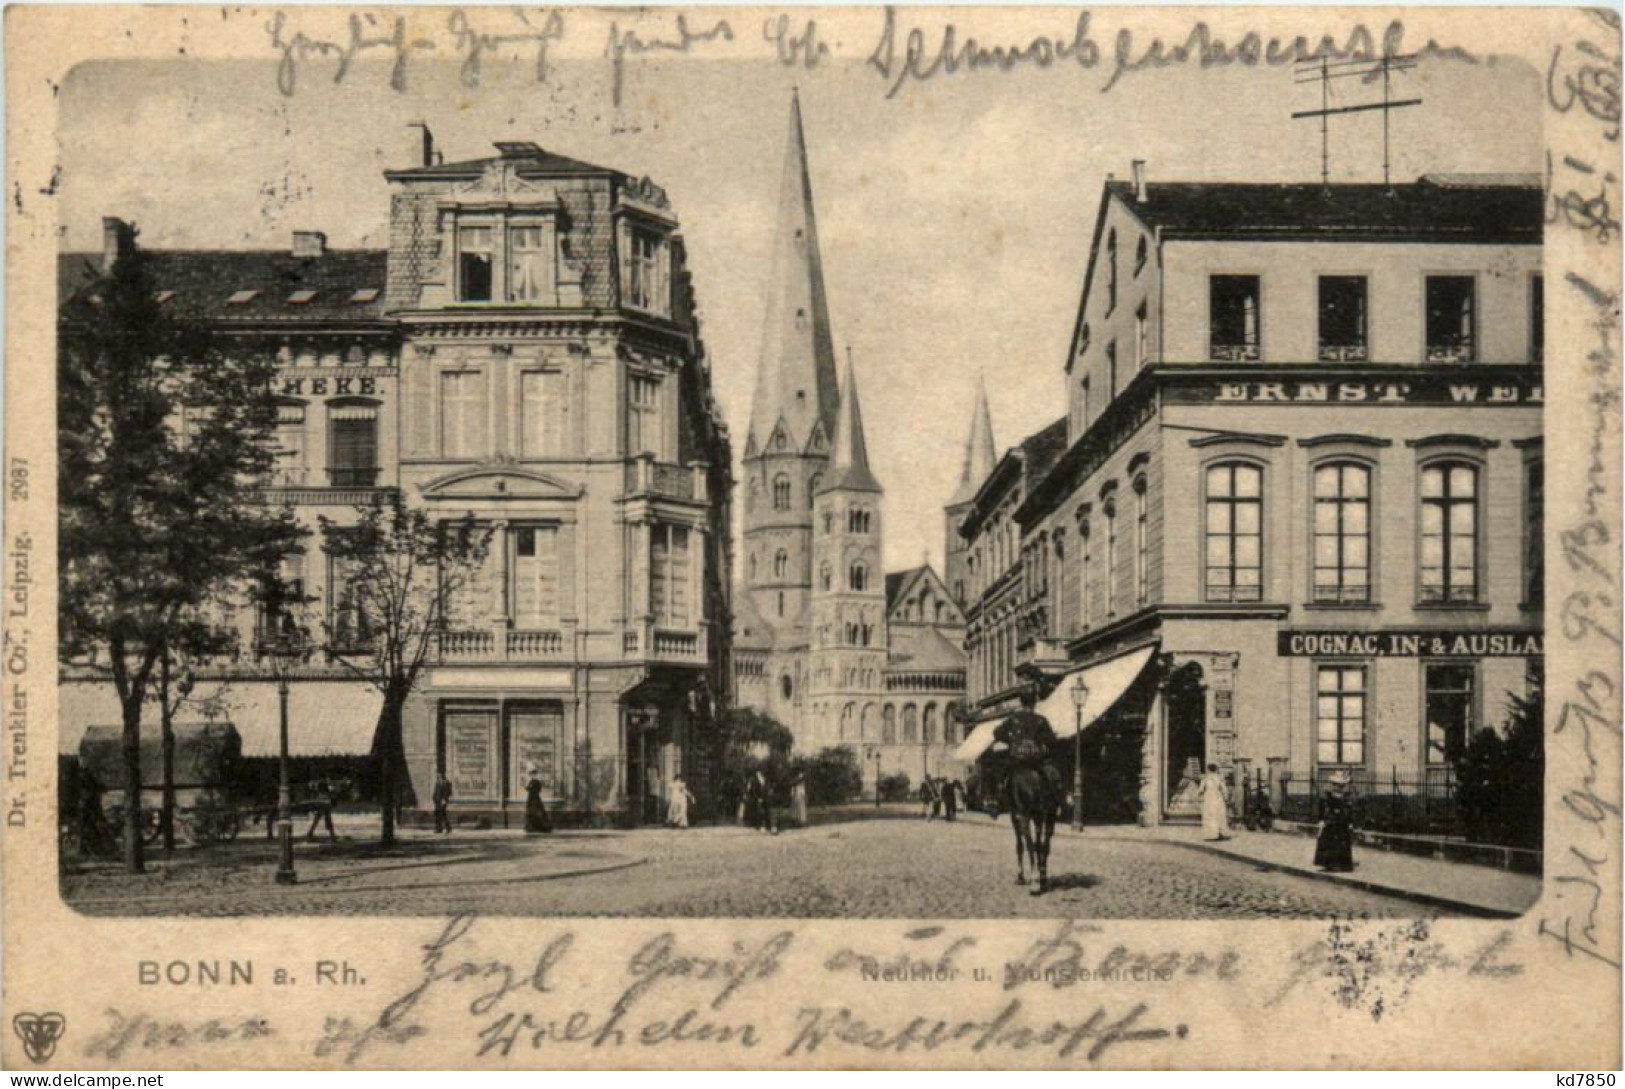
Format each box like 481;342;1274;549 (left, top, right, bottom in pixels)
1084;822;1541;917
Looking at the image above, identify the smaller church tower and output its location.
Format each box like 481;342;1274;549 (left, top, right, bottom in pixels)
808;355;887;748
943;376;997;608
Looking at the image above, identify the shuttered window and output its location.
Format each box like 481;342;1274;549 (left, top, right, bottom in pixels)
328;403;377;486
650;524;691;626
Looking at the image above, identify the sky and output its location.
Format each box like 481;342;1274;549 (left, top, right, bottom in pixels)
57;17;1542;574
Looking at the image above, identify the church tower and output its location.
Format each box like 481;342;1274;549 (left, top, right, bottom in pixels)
943;376;997;608
809;355;887;747
740;90;841;641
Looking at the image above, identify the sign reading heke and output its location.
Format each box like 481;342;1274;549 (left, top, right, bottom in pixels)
1279;630;1545;657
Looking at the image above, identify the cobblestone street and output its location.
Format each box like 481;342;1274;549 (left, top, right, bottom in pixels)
63;812;1424;918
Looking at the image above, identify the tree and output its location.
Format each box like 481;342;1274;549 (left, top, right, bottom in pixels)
791;747;864;806
318;492;490;846
709;709;794;804
58;235;303;873
1455;680;1544;850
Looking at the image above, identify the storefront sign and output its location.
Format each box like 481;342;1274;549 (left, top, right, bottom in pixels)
445;712;495;799
1278;630;1544;657
1166;373;1542;406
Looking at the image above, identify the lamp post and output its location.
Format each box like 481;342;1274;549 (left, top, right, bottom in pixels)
1070;674;1090;832
868;746;882;808
269;615;307;886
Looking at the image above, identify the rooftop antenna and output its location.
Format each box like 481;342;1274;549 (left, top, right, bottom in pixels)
1292;55;1421;190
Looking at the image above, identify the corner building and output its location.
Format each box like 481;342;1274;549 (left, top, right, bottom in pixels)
58;138;734;826
999;170;1543;824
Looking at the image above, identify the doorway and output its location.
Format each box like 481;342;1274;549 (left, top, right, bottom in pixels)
1162;662;1207;819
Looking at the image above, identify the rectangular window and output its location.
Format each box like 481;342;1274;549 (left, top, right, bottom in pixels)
627;373;662;457
1425;276;1476;363
512;525;560;627
1205;463;1263;603
626;229;666;314
508;225;553;303
1420;462;1479;603
444;525;495;628
258;552;305;642
1080;525;1092;630
521;369;567;457
1106;340;1118;399
1312;462;1372;603
328;405;378;487
440;371;485;458
1104;506;1118;617
1318;276;1368;362
1315;664;1367;767
650;524;692;626
273;403;306;485
458;226;494;302
1530;275;1544;364
1210;275;1261;361
1079;376;1090;433
1135;303;1149;370
329;552;374;650
508;707;564;800
1134;483;1149;606
1425;663;1475;766
1525;459;1544;607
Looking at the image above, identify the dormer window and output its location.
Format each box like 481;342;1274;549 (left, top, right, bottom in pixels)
287;289;317;305
226;289;258;305
155;290;176;304
457;226;494;302
624;227;669;316
350;288;380;304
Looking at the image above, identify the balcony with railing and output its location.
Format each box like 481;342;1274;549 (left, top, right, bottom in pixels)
437;627;568;662
624;456;707;503
263;464;389;505
1317;342;1369;363
622;622;708;664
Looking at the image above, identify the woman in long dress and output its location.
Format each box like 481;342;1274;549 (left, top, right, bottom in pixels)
1314;771;1356;872
789;775;809;829
666;776;695;828
1199;763;1230;841
524;767;553;835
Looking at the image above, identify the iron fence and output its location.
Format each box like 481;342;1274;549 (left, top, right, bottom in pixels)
1278;767;1460;838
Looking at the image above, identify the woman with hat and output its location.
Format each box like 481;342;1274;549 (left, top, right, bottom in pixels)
524;766;553;835
1314;770;1356;872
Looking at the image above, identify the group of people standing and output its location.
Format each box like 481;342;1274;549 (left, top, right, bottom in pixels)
918;776;965;821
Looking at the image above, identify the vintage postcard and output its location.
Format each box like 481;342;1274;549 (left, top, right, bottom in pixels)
3;2;1620;1070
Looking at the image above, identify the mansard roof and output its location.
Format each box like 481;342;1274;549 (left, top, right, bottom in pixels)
58;248;391;325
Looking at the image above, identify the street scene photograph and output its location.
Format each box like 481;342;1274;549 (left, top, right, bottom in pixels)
54;28;1546;922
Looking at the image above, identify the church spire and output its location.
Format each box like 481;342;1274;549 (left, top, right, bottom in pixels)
948;374;997;505
747;89;840;453
826;349;882;493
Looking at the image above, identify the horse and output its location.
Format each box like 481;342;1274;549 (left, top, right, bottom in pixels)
1005;762;1062;894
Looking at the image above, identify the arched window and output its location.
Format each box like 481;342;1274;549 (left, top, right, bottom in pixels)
860;704;875;739
820;563;833;591
774;549;789;579
1313;462;1372;604
883;705;897;743
921;704;935;744
773;474;791;510
1420;461;1479;603
748;552;757;581
903;704;918;743
1204;462;1263;603
841;703;855;740
808;474;822;506
780;673;794;700
822;509;834;534
849;562;868;592
1134;474;1150;606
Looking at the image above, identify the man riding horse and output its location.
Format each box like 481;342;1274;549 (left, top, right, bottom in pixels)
993;684;1066;893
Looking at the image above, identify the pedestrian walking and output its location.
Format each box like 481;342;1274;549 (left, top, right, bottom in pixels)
524;767;553;835
746;769;776;833
432;771;453;834
789;774;809;829
1314;770;1356;872
666;775;695;828
1200;763;1230;841
304;776;338;842
920;776;939;820
942;778;960;822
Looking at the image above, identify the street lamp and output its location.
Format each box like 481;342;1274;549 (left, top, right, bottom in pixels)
1070;674;1090;832
268;614;307;886
868;746;882;808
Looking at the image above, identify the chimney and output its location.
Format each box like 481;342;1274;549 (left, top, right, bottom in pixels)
1132;160;1147;203
291;231;327;259
408;121;434;168
101;216;134;274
